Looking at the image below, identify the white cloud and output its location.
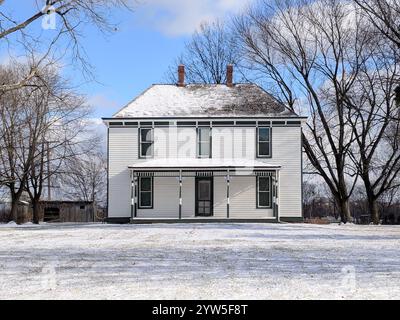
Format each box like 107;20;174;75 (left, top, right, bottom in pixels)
87;94;119;113
0;53;12;66
134;0;254;36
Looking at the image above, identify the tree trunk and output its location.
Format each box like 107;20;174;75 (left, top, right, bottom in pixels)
32;200;40;224
10;190;24;224
336;198;352;224
369;198;380;225
10;200;18;223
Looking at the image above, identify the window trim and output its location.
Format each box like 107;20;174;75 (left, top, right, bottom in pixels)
196;127;212;159
257;127;272;158
139;127;154;159
256;176;272;209
138;177;153;209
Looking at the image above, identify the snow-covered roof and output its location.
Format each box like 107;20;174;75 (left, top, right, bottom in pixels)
129;158;280;170
113;84;298;118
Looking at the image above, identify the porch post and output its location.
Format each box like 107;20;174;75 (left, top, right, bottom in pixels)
133;175;138;218
277;170;280;222
273;170;280;222
130;170;134;220
226;169;230;219
179;170;182;220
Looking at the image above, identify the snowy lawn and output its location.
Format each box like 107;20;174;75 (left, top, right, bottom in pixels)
0;222;399;300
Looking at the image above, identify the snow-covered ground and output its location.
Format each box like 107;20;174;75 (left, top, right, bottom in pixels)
0;222;399;300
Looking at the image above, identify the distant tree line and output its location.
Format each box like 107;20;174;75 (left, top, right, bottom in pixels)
303;181;400;224
166;0;400;224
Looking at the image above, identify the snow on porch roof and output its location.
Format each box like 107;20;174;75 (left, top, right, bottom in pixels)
113;84;299;118
129;158;281;170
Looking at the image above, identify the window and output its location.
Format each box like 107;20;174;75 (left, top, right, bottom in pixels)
197;127;211;158
139;177;153;209
257;127;271;157
257;176;272;208
139;128;153;158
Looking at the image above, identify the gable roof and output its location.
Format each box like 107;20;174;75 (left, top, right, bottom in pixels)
113;84;299;118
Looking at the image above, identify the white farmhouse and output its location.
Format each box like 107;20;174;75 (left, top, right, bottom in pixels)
103;65;305;223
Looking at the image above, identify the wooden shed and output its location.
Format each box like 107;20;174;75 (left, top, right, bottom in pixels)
0;200;31;224
37;201;97;223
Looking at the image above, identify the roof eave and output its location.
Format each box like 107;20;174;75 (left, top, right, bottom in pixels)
102;116;308;121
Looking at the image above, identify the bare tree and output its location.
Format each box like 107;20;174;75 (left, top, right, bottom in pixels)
0;63;44;222
0;1;135;223
354;0;400;48
0;62;91;223
23;68;91;223
345;36;400;224
60;147;107;205
234;0;371;222
354;0;400;106
0;0;134;91
165;20;241;84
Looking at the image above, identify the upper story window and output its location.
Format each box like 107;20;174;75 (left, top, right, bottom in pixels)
197;127;211;158
257;127;271;158
139;128;154;158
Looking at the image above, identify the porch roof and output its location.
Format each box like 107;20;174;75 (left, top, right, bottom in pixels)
128;158;281;170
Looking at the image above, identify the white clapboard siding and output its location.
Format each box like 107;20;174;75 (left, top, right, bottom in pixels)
154;127;197;158
154;127;169;158
213;177;227;218
137;177;195;218
229;176;274;218
177;128;196;158
233;127;256;159
262;126;302;217
137;177;180;218
212;127;234;159
182;177;195;218
108;124;302;219
108;127;137;218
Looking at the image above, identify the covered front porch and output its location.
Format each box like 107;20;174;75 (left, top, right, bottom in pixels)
128;159;281;223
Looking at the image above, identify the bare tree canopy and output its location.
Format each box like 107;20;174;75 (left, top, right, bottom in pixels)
60;148;107;205
230;0;400;223
0;61;92;223
233;0;377;222
354;0;400;48
354;0;400;106
0;1;136;223
0;0;134;91
165;20;241;84
344;35;400;224
0;0;131;39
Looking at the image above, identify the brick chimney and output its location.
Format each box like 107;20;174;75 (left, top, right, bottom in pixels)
226;64;233;87
178;65;185;87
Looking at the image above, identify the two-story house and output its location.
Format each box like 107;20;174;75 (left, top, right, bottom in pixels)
103;65;305;223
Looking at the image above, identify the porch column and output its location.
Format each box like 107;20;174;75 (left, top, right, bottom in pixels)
276;170;280;221
226;169;230;219
133;175;138;218
130;171;134;219
178;170;182;220
273;170;280;222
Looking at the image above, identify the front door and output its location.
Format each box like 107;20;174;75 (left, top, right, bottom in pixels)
195;177;213;216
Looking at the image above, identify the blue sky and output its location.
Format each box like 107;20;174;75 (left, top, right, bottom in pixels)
1;1;253;119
